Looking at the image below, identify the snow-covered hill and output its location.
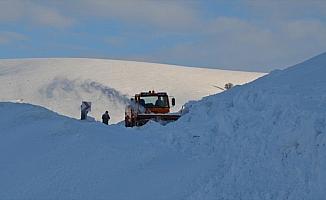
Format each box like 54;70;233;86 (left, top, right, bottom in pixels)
1;53;326;199
0;58;264;123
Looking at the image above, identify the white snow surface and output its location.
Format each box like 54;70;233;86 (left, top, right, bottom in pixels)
1;53;326;199
0;58;264;123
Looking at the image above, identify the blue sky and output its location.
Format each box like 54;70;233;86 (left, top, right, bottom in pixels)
0;0;326;72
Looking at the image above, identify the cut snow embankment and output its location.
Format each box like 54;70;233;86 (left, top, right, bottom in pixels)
1;53;326;199
0;103;216;199
154;52;326;199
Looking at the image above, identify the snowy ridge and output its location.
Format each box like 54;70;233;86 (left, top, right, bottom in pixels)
0;58;264;123
159;52;326;199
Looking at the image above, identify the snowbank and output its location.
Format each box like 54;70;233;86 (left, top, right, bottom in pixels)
157;52;326;199
0;103;216;199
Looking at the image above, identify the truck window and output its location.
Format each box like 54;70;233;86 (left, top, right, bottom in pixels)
140;96;169;107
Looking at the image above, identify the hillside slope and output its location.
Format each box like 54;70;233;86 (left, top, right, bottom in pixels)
0;58;264;123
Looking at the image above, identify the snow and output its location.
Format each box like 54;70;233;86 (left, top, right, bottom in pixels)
1;53;326;199
0;58;264;123
159;52;326;199
0;102;216;199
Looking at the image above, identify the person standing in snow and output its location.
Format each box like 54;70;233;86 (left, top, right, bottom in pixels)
102;111;110;125
81;107;88;120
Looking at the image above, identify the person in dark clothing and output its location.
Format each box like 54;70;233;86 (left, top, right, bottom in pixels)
155;97;164;107
81;111;87;120
102;111;110;125
80;105;88;120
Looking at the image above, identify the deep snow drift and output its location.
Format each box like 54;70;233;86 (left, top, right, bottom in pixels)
1;53;326;199
0;58;264;123
162;52;326;199
0;102;217;200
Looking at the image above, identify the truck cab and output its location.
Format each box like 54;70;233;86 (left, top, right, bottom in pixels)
135;91;174;114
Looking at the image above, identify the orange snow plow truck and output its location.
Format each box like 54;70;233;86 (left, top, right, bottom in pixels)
125;91;181;127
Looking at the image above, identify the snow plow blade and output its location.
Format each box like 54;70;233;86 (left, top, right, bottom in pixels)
127;113;181;127
137;113;181;121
